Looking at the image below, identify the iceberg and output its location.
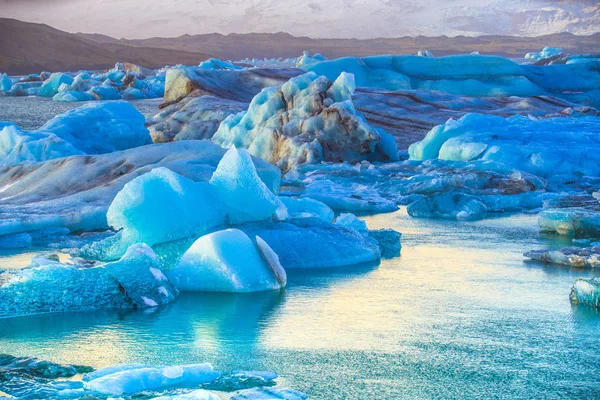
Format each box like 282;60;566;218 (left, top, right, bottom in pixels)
209;146;282;224
153;390;221;399
570;278;600;309
83;364;219;396
212;72;398;170
238;218;381;269
408;114;600;185
199;58;243;70
0;73;12;92
231;387;307;400
0;354;92;379
525;46;563;61
167;229;286;292
107;167;228;251
525;245;600;268
149;96;247;143
280;197;334;222
0;140;279;238
538;208;600;237
296;51;327;67
39;101;152;154
52;91;95;102
303;54;600;107
0;243;179;318
38;73;74;97
162;66;299;105
416;50;434;57
0;124;83;166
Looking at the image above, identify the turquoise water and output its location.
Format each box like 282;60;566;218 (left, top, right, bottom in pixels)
2;210;599;399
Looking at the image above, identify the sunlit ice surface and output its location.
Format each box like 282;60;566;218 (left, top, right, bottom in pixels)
1;209;599;398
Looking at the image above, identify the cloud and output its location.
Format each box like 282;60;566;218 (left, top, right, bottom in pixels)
0;0;597;39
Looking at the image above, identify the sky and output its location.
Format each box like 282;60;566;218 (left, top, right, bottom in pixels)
0;0;598;39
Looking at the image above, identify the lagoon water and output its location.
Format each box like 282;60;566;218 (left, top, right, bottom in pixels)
1;210;600;399
1;98;600;399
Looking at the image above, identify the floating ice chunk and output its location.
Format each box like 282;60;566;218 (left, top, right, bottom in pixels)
0;73;12;92
335;213;368;232
38;73;74;97
88;85;121;100
84;364;219;396
0;124;83;166
152;389;221;399
408;114;600;183
39;101;151;153
209;146;282;225
199;58;243;70
538;208;600;237
296;51;327;67
570;277;600;309
52;91;95;102
0;243;178;318
212;72;396;170
525;46;563;61
525;245;600;268
367;229;402;259
167;229;286;292
231;387;307;400
107;167;227;250
239;218;381;269
202;370;278;392
0;354;91;398
416;50;434;57
408;193;488;220
279;197;334;222
0;354;93;379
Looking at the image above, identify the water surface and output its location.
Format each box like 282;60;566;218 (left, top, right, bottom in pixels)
2;210;599;399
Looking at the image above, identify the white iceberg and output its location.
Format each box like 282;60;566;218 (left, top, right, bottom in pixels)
167;228;286;292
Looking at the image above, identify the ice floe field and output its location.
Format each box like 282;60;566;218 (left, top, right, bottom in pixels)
1;48;600;399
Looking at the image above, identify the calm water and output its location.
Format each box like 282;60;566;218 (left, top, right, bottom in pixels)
2;210;599;399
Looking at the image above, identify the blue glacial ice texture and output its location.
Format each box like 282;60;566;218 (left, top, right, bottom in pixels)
303;54;600;106
570;278;600;309
167;228;286;292
39;101;152;153
408;113;600;186
0;243;178;318
83;363;220;396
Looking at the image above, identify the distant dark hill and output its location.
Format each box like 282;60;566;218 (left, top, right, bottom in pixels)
0;19;212;74
80;30;600;60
